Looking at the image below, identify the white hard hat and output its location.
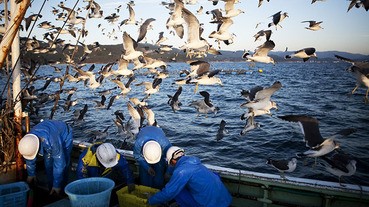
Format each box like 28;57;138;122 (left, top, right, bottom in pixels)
166;146;184;164
96;143;118;168
143;141;162;164
18;134;39;160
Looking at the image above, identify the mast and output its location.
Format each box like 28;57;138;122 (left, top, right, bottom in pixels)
0;0;30;181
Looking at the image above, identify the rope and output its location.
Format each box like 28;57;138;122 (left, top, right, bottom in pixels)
0;0;45;103
0;0;81;119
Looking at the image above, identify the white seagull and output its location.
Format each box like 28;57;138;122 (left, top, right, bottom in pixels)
267;158;297;179
285;47;317;62
242;40;275;64
301;20;323;31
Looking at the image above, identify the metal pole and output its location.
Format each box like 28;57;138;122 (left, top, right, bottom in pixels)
8;0;29;181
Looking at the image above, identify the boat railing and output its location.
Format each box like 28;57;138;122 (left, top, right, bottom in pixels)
72;140;369;207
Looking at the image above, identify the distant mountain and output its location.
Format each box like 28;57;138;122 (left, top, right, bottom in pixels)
22;40;369;65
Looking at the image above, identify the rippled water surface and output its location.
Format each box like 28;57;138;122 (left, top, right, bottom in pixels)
2;61;368;186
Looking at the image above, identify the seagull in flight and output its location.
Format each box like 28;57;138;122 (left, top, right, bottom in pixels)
268;11;288;30
334;54;369;103
240;81;282;120
189;91;219;117
301;20;323;31
278;115;356;161
285;47;317;62
242;40;275;64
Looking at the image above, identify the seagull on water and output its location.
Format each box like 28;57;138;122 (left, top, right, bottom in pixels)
301;20;323;31
285;47;317;62
242;40;275;64
321;151;357;186
266;158;297;179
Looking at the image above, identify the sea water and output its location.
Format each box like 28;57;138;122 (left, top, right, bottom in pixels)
1;61;368;186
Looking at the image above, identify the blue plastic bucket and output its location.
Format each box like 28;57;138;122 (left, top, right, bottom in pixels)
65;177;115;207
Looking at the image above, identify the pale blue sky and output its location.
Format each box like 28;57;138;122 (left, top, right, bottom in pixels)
16;0;369;54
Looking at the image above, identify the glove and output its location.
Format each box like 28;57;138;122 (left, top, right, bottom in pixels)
128;184;135;193
148;167;156;176
50;187;61;195
27;176;36;184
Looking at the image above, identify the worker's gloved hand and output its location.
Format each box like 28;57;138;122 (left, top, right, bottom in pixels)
128;184;135;193
148;167;156;176
27;176;36;184
50;187;61;196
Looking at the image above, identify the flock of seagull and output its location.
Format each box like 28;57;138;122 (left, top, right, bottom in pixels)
1;0;368;186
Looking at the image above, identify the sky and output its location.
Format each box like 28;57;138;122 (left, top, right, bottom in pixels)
9;0;369;55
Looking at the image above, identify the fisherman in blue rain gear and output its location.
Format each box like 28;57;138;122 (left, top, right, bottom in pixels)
77;142;135;192
18;120;73;195
133;126;172;189
148;146;232;207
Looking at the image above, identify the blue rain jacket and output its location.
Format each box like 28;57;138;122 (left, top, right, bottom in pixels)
148;156;232;207
76;143;134;185
25;120;73;189
133;126;172;189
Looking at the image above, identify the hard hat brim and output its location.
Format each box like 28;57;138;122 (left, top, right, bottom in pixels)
100;158;118;168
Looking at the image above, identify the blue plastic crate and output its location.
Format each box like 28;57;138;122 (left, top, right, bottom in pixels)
0;181;29;207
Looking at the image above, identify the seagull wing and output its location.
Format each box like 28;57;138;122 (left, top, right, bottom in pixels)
303;47;316;56
128;4;136;20
199;91;213;107
123;31;138;54
334;54;354;63
279;115;324;148
218;17;233;33
267;158;289;171
137;18;156;43
254;40;275;57
191;60;210;76
173;86;183;101
224;0;235;13
254;81;281;101
182;7;200;43
248;86;264;101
